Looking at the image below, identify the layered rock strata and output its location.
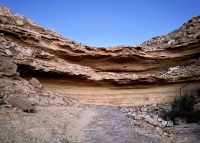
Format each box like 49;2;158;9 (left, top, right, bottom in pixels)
0;5;199;105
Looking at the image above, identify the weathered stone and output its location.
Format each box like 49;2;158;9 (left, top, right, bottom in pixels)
29;77;42;88
15;20;24;25
141;111;147;115
157;117;162;122
145;117;160;127
0;58;17;76
132;113;136;117
8;96;34;112
5;49;12;56
135;116;143;120
15;46;32;56
144;115;150;119
141;107;148;112
132;120;143;126
124;108;130;113
0;16;7;23
161;121;168;127
152;103;157;107
166;121;173;127
168;40;175;45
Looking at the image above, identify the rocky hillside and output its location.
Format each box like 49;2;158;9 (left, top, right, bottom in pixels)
0;5;200;106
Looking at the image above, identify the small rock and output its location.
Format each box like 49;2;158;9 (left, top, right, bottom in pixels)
154;106;159;110
132;120;143;126
5;49;12;56
158;117;163;122
11;42;15;47
142;107;148;112
15;20;24;25
145;117;160;127
167;121;173;127
130;108;136;112
152;115;159;121
135;116;143;120
144;115;150;119
148;106;154;112
5;104;12;108
142;111;147;115
161;121;168;127
124;108;130;113
132;113;136;117
167;40;175;45
29;77;42;88
163;132;169;136
152;103;157;107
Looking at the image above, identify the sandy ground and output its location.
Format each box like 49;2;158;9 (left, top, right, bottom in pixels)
42;82;200;106
0;104;97;143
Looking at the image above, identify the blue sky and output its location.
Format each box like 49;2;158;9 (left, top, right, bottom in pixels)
0;0;200;47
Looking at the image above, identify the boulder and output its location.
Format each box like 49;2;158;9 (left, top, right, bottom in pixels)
8;96;34;112
29;77;42;88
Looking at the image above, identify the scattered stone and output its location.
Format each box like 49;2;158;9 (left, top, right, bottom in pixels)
29;77;42;88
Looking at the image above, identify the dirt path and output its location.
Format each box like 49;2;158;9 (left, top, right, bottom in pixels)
0;105;96;143
0;104;140;143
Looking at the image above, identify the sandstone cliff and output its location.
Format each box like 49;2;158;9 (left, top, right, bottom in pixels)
0;5;199;106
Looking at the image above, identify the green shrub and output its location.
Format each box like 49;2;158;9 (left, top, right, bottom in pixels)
168;94;200;123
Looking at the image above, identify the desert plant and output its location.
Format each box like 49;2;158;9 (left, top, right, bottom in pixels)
168;94;200;123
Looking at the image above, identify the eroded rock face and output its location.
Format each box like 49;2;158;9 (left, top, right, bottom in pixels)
0;5;199;105
0;58;77;108
0;57;17;76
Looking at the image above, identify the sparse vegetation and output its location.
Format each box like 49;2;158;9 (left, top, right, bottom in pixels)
168;94;200;123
